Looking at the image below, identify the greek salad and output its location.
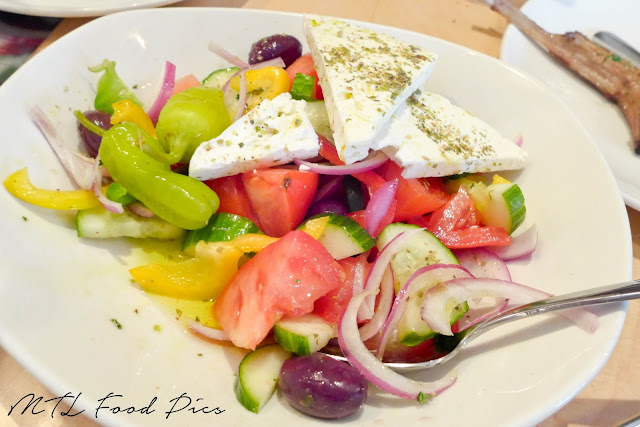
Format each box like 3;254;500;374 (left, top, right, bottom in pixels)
3;15;597;421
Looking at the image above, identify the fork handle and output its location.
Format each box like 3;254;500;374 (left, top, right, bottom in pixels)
473;279;640;334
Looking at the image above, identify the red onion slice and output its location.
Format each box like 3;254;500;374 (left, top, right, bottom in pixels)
313;176;344;202
128;202;154;218
147;61;176;124
359;267;394;341
339;290;457;401
30;106;95;190
293;151;388;176
92;154;123;214
187;319;230;341
455;248;511;280
208;40;249;69
488;224;538;261
358;227;423;321
351;253;367;296
365;178;398;236
376;264;472;360
421;277;598;335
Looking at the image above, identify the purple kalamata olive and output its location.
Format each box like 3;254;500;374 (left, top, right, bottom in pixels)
248;34;302;67
279;353;367;419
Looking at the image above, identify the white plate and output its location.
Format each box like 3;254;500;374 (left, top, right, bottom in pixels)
0;0;181;18
0;8;632;427
500;0;640;210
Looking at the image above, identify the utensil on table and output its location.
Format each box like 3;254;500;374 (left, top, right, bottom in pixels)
593;31;640;67
324;279;640;373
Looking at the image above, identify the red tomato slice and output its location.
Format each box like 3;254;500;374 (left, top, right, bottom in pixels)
318;135;344;165
285;53;324;100
314;254;371;324
213;230;344;349
379;161;449;221
427;187;511;249
241;168;319;237
204;175;260;226
347;210;367;229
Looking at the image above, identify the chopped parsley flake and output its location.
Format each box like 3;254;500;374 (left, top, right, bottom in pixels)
111;318;122;329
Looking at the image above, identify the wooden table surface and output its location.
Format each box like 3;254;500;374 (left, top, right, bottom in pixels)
2;0;639;426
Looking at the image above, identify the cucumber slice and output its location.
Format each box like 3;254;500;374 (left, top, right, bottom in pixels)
202;66;240;89
305;213;375;260
274;314;336;356
479;183;526;234
400;300;468;346
182;213;260;254
395;265;470;346
377;223;458;293
234;344;292;413
77;206;184;239
305;100;333;143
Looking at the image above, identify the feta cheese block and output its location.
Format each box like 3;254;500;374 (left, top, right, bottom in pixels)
303;15;438;164
376;90;527;178
189;92;319;181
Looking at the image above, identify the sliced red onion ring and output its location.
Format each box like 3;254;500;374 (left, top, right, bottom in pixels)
208;40;249;69
187;318;230;341
128;202;154;218
365;178;398;236
92;154;123;214
147;61;176;124
376;264;472;360
338;290;457;401
421;277;598;336
72;152;110;178
293;151;388;176
455;248;511;281
234;70;248;121
359;267;394;341
357;227;423;321
514;133;524;147
30;106;95;190
487;224;538;261
455;297;509;332
351;254;367;296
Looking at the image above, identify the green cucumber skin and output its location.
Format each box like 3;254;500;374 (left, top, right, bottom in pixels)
274;325;312;356
502;184;526;233
234;344;292;413
305;213;375;260
202;67;240;89
76;206;185;239
273;314;336;356
182;212;260;253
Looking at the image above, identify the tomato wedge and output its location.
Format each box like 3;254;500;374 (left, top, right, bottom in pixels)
379;161;449;221
241;168;318;237
426;187;511;248
213;230;344;349
204;175;260;226
314;254;371;324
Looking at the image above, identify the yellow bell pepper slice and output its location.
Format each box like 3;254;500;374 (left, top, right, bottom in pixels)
230;66;290;109
4;167;100;210
298;216;330;239
130;243;244;300
492;174;511;185
111;99;157;138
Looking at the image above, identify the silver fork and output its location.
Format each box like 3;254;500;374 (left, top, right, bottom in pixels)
325;279;640;372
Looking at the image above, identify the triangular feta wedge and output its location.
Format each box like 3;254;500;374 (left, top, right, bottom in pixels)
303;16;438;164
376;90;527;178
189;93;319;181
